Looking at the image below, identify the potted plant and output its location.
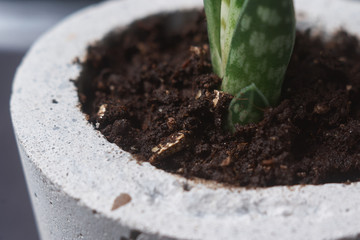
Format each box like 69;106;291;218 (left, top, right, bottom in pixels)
11;0;360;239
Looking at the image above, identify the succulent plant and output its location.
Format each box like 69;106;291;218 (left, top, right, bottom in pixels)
204;0;296;129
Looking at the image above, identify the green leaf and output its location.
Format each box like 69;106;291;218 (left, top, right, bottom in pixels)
220;0;245;72
204;0;296;127
203;0;223;77
228;83;270;131
223;0;295;106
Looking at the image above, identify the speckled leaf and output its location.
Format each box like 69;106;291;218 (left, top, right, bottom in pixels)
204;0;222;77
223;0;296;106
204;0;295;126
228;83;270;130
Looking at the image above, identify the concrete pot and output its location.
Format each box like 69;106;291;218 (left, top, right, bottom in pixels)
10;0;360;239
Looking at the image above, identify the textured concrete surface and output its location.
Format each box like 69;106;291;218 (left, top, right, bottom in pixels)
0;50;39;240
10;0;360;239
1;2;103;240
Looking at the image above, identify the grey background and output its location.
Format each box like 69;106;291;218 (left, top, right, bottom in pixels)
0;1;102;239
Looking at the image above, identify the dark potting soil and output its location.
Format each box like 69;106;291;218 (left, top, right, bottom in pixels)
76;10;360;187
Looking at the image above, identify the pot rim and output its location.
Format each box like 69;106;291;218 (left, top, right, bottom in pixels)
11;0;360;239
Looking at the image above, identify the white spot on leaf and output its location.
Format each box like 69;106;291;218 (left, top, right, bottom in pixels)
269;36;287;53
229;43;246;68
233;103;240;113
269;35;293;58
257;6;281;26
249;31;267;57
240;109;248;122
241;15;252;31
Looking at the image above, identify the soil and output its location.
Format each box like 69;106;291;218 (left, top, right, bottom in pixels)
76;10;360;187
